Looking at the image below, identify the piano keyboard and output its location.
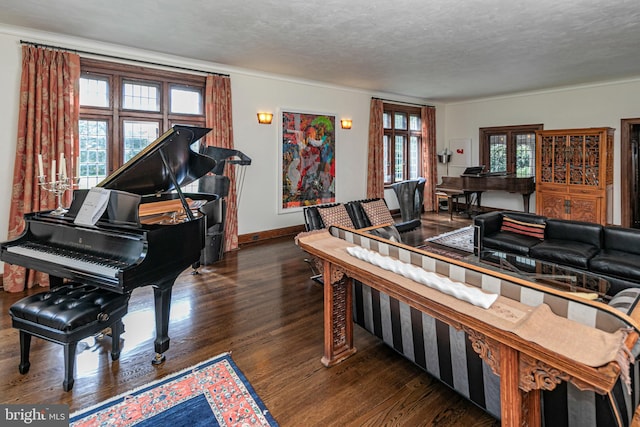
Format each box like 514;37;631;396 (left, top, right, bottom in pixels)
6;243;123;279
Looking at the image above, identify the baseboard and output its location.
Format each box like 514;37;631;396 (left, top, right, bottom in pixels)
238;224;305;245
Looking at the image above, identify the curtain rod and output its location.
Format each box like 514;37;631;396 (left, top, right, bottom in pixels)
374;97;433;108
20;40;230;77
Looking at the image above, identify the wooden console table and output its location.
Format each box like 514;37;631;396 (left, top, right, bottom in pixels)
298;231;633;427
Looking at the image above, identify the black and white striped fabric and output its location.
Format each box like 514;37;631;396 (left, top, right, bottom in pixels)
353;282;502;417
328;226;640;427
609;288;640;315
353;281;637;426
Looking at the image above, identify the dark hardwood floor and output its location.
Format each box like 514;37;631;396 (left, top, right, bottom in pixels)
0;212;499;426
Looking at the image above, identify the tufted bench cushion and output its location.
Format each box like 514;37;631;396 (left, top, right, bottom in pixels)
10;284;128;332
10;283;129;391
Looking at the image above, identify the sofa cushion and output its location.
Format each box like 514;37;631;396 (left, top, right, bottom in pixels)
608;288;640;315
503;212;547;225
500;216;545;239
603;226;640;255
343;202;369;229
589;249;640;282
529;240;599;269
483;232;542;256
361;199;394;226
318;204;354;229
544;218;602;247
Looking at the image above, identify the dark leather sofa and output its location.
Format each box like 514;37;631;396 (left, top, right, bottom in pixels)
474;211;640;295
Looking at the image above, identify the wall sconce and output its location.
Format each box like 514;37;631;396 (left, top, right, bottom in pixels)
340;119;352;129
257;112;273;124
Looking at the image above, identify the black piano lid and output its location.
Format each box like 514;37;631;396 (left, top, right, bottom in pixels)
97;125;215;195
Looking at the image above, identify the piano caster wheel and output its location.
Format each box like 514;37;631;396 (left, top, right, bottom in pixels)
191;261;200;275
151;353;166;365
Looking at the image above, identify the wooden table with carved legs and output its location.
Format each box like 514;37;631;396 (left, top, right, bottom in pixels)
300;234;630;427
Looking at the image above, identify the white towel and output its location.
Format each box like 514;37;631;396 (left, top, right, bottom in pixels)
346;246;498;309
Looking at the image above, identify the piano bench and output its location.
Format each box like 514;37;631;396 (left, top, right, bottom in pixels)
9;283;129;392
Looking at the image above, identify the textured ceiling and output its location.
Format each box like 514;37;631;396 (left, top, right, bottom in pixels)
1;0;640;102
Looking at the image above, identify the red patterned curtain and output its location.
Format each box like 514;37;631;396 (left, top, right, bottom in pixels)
366;98;384;198
421;106;437;211
204;75;238;252
4;46;80;292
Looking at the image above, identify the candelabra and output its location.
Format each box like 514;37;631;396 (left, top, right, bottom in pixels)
38;174;79;216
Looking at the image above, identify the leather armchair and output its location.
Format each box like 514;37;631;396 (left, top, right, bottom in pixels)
390;177;425;232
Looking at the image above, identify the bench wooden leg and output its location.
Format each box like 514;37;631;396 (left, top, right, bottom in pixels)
63;342;78;392
18;331;31;374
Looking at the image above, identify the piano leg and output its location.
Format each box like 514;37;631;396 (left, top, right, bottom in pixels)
151;276;177;365
190;261;200;275
110;320;124;361
462;191;483;217
522;194;531;213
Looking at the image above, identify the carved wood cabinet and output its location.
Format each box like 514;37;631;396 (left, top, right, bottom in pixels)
535;127;614;224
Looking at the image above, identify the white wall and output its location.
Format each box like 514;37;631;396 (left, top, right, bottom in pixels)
231;73;376;232
0;25;432;249
441;79;640;223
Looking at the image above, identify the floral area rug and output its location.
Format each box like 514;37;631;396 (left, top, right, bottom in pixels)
424;225;475;254
70;352;278;427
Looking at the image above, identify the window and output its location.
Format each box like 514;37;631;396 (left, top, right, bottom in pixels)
383;104;422;184
122;80;160;111
479;124;543;177
78;59;206;189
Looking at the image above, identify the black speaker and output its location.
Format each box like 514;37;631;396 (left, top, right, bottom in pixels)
201;232;224;265
198;175;230;198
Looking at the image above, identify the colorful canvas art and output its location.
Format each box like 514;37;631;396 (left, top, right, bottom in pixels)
280;111;336;211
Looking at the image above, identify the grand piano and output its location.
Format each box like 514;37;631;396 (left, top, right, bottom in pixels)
1;125;220;364
436;166;535;217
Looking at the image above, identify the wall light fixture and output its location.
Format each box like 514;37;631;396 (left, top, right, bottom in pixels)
257;112;273;124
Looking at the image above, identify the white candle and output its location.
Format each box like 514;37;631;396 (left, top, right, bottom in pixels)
75;156;80;177
52;159;56;179
61;156;67;179
37;154;44;177
59;153;65;178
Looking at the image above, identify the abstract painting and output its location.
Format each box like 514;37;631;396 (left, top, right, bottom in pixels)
280;110;336;211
